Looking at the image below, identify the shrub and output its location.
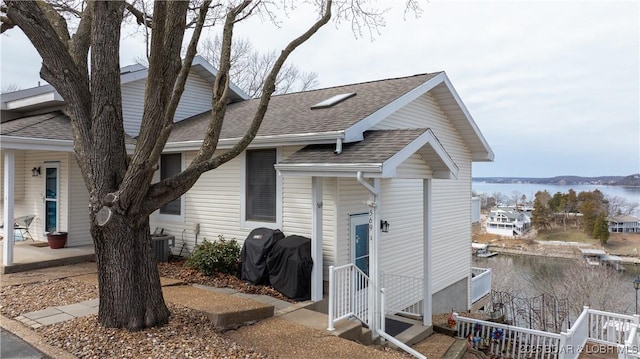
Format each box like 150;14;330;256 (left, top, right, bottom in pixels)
185;235;240;276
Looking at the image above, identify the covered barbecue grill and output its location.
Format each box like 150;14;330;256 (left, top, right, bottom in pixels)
240;227;285;284
266;235;313;300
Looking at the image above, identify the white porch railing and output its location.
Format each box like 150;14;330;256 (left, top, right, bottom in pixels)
455;307;640;359
327;264;370;331
381;272;423;318
471;267;492;303
455;313;562;358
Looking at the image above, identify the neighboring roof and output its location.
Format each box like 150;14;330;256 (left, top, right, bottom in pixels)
609;215;640;223
0;56;248;113
1;111;135;151
275;129;458;179
579;248;606;256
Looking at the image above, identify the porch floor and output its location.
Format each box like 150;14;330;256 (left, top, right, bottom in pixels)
0;239;95;274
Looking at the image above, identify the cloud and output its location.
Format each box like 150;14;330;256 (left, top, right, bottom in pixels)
1;0;638;178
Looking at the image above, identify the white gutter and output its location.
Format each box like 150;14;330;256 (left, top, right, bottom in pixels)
0;136;75;152
163;131;345;151
276;163;381;173
2;135;136;153
357;171;378;195
335;138;343;154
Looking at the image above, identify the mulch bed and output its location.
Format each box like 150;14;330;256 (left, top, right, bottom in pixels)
157;258;295;303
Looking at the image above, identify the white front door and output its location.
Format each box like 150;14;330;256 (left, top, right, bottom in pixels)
350;213;369;276
44;164;59;233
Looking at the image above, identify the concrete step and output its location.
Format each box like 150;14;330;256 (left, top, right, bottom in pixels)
385;315;433;348
279;308;364;342
442;339;468;359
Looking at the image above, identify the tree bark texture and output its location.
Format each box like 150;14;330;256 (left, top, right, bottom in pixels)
91;214;169;330
3;0;335;330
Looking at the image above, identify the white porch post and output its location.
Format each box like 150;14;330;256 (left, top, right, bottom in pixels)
3;149;15;266
372;178;382;336
422;178;433;327
311;176;324;301
367;178;381;338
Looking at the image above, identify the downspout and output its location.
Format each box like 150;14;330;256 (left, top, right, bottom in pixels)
356;171;380;341
334;137;343;155
356;171;377;195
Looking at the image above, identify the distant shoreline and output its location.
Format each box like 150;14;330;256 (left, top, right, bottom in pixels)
473;174;640;187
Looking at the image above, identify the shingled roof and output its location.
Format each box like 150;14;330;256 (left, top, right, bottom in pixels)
276;128;459;179
1;111;74;140
168;73;440;142
1;111;135;144
280;129;428;165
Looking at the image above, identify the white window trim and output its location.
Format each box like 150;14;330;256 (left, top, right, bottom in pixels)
156;152;186;223
240;148;282;230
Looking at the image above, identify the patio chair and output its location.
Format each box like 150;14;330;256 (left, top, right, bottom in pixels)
14;215;35;241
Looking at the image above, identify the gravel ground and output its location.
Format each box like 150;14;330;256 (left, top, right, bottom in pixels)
0;261;461;358
37;304;269;359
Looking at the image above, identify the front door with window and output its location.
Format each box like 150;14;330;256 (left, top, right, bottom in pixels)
44;164;59;233
350;213;369;276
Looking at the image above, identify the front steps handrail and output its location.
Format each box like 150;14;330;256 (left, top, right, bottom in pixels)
327;264;370;331
378;288;426;359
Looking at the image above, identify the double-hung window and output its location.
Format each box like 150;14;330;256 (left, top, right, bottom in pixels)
245;149;277;222
159;153;183;218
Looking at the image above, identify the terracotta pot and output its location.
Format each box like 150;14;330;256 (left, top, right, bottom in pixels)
47;232;68;249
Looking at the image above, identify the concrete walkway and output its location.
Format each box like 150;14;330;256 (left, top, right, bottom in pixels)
12;281;294;330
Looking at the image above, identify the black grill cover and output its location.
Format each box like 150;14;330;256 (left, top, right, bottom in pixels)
266;235;313;300
240;228;285;284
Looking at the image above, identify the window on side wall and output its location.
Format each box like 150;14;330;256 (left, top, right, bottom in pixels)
246;149;276;222
159;153;182;216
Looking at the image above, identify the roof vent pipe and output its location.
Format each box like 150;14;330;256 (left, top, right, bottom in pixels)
334;138;343;155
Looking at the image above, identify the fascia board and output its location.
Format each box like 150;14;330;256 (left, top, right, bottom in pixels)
2;135;137;154
163;131;345;151
441;75;495;162
343;73;446;143
382;129;459;179
0;136;74;152
192;56;249;100
275;163;382;177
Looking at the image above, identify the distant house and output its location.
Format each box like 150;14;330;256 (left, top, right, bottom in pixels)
608;215;640;233
2;58;494;340
486;207;531;237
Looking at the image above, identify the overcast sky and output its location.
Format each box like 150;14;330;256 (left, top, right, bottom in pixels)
1;0;638;178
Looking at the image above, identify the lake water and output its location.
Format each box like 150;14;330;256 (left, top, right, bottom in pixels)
473;254;640;318
472;181;640;214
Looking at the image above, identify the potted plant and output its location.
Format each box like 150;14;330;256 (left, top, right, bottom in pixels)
46;232;68;249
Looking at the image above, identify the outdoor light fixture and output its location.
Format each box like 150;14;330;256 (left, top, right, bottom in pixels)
31;167;41;177
633;277;640;315
380;220;390;233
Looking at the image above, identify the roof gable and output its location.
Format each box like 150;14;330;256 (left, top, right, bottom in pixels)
168;72;493;163
276;129;458;179
0;56;248;114
169;73;439;143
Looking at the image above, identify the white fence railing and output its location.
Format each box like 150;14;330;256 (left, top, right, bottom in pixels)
471;267;492;303
559;306;590;359
455;307;640;359
381;272;423;318
588;309;638;345
327;264;370;331
455;313;562;358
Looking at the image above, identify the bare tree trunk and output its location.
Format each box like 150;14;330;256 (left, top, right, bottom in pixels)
92;214;168;330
